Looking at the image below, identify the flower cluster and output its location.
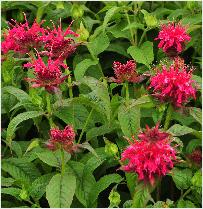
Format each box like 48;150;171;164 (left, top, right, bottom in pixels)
46;125;76;153
155;22;191;57
2;14;80;93
121;123;176;185
149;58;196;107
41;20;79;61
111;60;145;83
24;53;68;93
1;13;45;54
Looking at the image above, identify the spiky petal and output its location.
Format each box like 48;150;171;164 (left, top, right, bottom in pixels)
46;125;76;153
155;22;191;56
149;58;196;107
121;123;176;185
111;60;145;83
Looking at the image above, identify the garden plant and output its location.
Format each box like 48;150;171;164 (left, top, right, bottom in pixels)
1;1;202;208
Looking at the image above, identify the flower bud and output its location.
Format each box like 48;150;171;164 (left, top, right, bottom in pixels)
141;10;158;28
19;189;28;200
76;22;89;41
109;190;121;207
71;3;84;19
104;139;118;156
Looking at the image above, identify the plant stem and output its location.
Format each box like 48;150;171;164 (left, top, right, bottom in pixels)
138;28;147;46
61;148;65;176
46;93;54;128
78;108;94;144
65;69;73;98
125;82;130;104
125;10;135;45
164;104;173;131
181;188;192;199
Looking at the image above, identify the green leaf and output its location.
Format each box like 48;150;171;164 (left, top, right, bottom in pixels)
74;58;99;80
102;6;120;31
186;139;201;153
46;173;76;208
168;124;195;136
129;95;155;109
37;149;71;168
87;33;110;57
118;101;140;138
191;169;202;188
125;173;137;197
88;174;123;207
80;76;111;122
6;111;44;146
189;107;202;124
127;41;154;67
1;177;15;187
1;188;21;200
171;168;193;190
86;124;118;141
177;199;196;208
2;86;30;102
54;104;94;130
30;173;54;200
132;182;153;208
66;161;96;207
2;158;40;186
25;139;40;154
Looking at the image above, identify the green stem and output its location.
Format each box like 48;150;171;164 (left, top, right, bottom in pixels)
61;148;65;176
46;93;54;128
65;69;73;98
125;82;129;104
181;188;192;199
78;108;94;144
125;11;135;45
164;104;173;131
138;28;147;46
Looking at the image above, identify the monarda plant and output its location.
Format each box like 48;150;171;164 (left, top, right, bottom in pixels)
1;2;202;208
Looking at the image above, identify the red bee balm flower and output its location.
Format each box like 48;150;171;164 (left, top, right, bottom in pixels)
24;53;68;93
121;123;176;185
1;13;45;54
149;59;196;107
155;22;191;56
112;60;144;83
42;20;79;61
46;125;76;153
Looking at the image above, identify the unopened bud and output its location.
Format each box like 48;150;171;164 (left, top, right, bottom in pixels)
109;190;121;207
104;139;118;156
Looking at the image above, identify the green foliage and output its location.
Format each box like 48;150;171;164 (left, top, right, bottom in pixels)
127;41;154;67
170;168;193;190
46;173;76;208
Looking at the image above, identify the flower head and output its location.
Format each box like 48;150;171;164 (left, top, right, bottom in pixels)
155;22;191;56
46;125;76;153
188;147;202;166
149;58;196;107
24;53;68;93
41;20;79;61
1;13;45;54
111;60;145;83
121;123;176;185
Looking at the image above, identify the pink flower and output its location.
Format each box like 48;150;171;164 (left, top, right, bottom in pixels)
155;22;191;56
149;58;196;107
121;123;176;185
41;20;79;61
24;53;68;93
111;60;145;83
46;125;76;153
1;13;45;54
